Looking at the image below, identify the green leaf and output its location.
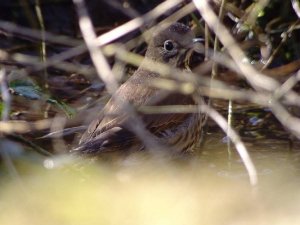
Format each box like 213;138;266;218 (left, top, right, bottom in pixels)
9;79;76;118
9;79;43;100
0;101;3;118
47;98;76;118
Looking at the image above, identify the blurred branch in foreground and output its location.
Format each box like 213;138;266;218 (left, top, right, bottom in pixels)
0;0;300;188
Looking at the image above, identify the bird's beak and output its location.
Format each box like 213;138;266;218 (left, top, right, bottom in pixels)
192;38;205;54
179;38;205;68
193;38;205;43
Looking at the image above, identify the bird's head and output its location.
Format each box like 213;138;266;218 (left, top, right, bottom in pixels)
145;23;202;67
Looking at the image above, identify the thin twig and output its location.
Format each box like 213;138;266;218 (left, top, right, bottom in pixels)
193;0;279;91
95;0;185;46
0;69;11;121
139;104;258;186
73;0;118;93
0;20;81;46
262;20;299;70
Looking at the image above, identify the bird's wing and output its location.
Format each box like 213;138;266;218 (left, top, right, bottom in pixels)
76;126;137;153
79;70;156;144
143;93;194;135
79;69;195;151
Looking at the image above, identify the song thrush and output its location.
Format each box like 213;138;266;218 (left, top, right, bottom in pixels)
76;22;205;154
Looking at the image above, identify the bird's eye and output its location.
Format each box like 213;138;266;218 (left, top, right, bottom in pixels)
163;40;175;51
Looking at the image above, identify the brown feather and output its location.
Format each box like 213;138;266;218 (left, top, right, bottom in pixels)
77;22;204;154
80;68;195;142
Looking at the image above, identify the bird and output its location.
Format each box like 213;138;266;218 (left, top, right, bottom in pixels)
75;22;205;155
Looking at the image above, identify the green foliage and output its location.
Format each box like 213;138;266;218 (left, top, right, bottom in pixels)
9;79;43;100
46;98;76;118
9;78;76;118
